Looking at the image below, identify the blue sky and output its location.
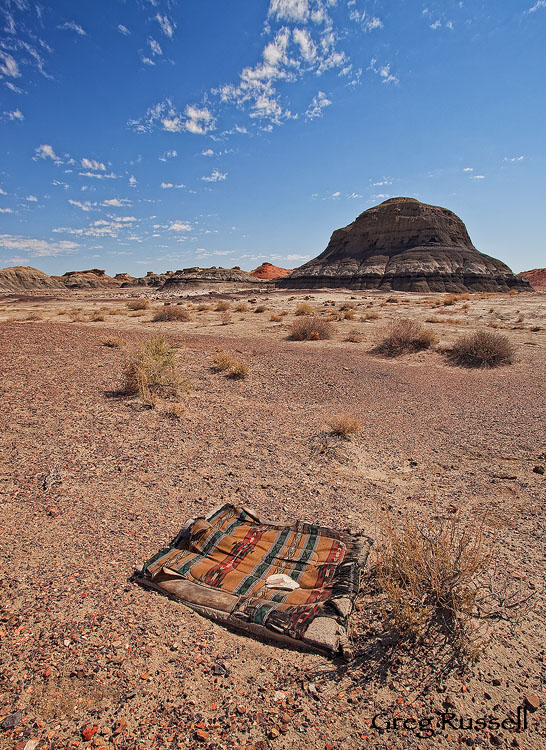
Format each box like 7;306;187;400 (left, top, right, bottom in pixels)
0;0;544;276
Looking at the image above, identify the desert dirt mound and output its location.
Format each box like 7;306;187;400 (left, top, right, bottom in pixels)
250;262;293;280
0;266;64;292
518;268;546;290
52;269;121;289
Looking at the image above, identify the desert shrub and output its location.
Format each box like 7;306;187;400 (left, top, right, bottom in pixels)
385;296;399;303
228;360;249;379
345;328;363;343
234;302;249;312
270;314;283;322
339;302;356;311
220;311;233;325
211;350;236;372
122;336;187;405
373;513;493;660
166;401;186;420
447;329;515;368
152;306;191;322
361;311;379;321
25;311;43;321
327;414;362;438
295;302;315;316
102;337;124;348
197;303;211;312
211;350;248;379
254;305;266;313
215;300;231;312
373;318;437;356
289;317;335;341
279;309;289;316
90;312;106;322
343;311;356;320
127;298;150;311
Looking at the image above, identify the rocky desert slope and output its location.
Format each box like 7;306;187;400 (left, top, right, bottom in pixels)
250;263;292;280
279;198;530;293
518;269;546;291
0;286;545;749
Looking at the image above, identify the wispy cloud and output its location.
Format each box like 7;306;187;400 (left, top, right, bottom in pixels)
58;21;87;36
349;10;383;32
158;149;177;161
471;174;485;180
102;198;132;207
0;208;14;214
168;220;192;231
0;50;20;78
130;100;215;134
118;24;130;36
527;0;546;12
79;171;119;179
305;90;331;119
148;38;163;56
2;109;24;121
81;157;106;171
504;155;524;162
26;195;38;202
0;234;78;256
368;58;399;85
68;199;96;211
202;169;227;183
155;14;175;38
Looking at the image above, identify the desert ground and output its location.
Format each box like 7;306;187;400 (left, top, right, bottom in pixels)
1;286;545;750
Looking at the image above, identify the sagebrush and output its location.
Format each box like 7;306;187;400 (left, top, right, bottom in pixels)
289;316;334;341
374;318;437;356
447;329;514;368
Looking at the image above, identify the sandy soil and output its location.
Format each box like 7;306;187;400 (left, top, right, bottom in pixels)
0;288;545;750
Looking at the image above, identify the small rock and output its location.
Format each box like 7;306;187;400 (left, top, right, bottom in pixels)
195;729;209;742
268;728;280;739
1;711;22;730
524;693;541;712
532;465;544;475
82;725;99;741
492;679;502;686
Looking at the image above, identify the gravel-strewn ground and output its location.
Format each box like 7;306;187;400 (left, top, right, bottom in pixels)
1;290;545;750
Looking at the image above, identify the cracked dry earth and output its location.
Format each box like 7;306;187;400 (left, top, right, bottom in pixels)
0;300;545;750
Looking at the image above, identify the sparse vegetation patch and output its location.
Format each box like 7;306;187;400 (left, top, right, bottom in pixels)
289;316;334;341
447;329;515;368
373;318;437;357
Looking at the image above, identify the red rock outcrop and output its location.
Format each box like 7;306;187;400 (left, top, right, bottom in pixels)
250;262;293;280
279;198;531;293
518;268;546;291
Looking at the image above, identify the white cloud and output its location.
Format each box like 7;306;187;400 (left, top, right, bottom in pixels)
3;109;24;121
305;90;331;119
0;50;20;78
0;208;14;213
79;171;118;179
0;234;78;256
102;198;132;206
349;10;383;32
0;188;6;195
471;174;485;179
58;21;86;35
155;14;175;38
269;0;309;23
168;220;192;231
202;169;227;183
504;155;524;162
118;24;130;35
81;157;106;171
141;57;155;66
68;199;96;211
25;195;38;202
161;182;174;189
159;149;177;161
34;144;59;161
528;0;546;12
148;38;163;56
202;148;214;157
51;179;69;189
368;58;399;85
131;100;215;135
129;175;137;186
463;167;474;172
373;179;392;186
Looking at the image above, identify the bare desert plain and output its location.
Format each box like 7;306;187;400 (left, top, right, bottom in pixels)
1;286;545;750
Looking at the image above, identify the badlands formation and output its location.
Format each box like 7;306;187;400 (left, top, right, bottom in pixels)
280;197;530;293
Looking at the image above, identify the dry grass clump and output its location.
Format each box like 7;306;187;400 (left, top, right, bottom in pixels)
443;293;469;306
289;316;334;341
90;312;106;322
385;296;399;304
127;298;150;311
197;303;211;312
373;513;493;660
447;329;515;368
295;302;315;316
345;328;363;343
270;314;283;322
102;337;125;348
214;300;231;312
211;350;248;379
220;311;233;325
343;310;356;320
373;318;437;357
25;311;43;321
152;305;191;322
234;302;249;312
327;413;362;438
361;311;379;321
122;336;188;406
254;304;266;313
165;401;186;420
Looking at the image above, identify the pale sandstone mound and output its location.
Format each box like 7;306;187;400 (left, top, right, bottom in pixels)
53;269;120;289
279;198;531;293
124;270;175;288
0;266;64;291
160;266;267;291
250;262;293;280
518;268;546;291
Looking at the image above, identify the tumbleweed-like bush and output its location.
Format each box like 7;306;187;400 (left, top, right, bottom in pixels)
289;316;334;341
373;318;437;357
447;329;514;368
